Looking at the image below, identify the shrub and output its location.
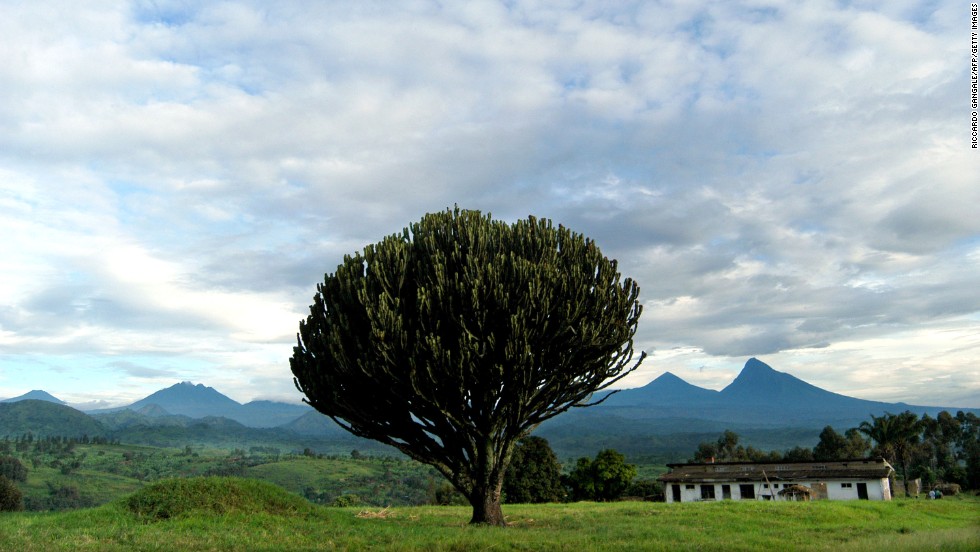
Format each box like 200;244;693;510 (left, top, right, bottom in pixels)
0;475;23;512
125;477;313;521
333;494;361;507
0;456;28;483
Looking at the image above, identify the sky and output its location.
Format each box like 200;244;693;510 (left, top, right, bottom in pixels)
1;0;978;410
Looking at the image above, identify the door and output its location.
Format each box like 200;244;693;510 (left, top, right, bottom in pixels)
672;484;681;503
721;485;731;499
857;482;869;500
739;484;755;499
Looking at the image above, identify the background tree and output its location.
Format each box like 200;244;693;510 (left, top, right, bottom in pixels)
954;411;980;489
859;411;920;496
0;456;28;483
690;430;779;463
291;208;644;526
565;449;636;502
502;436;565;504
0;475;22;512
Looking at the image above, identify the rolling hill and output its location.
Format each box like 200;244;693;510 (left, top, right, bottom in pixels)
4;359;976;459
0;399;105;438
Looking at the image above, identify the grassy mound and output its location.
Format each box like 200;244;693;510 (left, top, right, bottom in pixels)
125;477;314;521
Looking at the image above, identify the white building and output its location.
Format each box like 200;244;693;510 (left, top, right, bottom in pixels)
658;458;893;503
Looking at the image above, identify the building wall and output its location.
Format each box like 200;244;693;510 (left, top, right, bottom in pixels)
665;478;891;503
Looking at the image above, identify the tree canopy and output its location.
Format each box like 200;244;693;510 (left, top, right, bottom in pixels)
502;436;565;504
291;208;644;525
565;449;637;502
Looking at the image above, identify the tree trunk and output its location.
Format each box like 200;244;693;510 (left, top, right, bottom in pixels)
469;485;506;526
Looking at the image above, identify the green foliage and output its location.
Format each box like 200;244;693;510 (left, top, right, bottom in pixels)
426;481;467;506
0;456;28;483
0;475;23;512
503;436;565;504
332;494;361;507
24;483;92;511
565;449;637;502
690;430;781;463
291;207;644;525
125;477;313;521
624;478;663;501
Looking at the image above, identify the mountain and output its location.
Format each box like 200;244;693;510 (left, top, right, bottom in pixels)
595;357;937;426
1;390;68;405
279;410;349;437
127;382;242;419
93;382;311;428
0;400;105;438
601;371;720;407
718;358;887;410
535;358;979;458
238;400;310;428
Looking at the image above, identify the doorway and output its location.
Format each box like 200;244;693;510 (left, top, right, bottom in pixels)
857;483;869;500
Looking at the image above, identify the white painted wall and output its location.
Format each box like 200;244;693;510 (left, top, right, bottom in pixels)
665;478;891;503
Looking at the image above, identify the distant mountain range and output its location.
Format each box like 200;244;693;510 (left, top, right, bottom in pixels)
593;357;934;426
2;359;977;459
91;381;310;428
2;389;68;405
534;358;977;457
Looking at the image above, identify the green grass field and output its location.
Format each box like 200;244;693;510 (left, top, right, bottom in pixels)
1;477;977;551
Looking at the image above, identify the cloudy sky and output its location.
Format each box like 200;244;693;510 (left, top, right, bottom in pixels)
1;0;977;410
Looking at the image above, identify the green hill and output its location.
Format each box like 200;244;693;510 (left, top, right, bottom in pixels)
0;400;105;438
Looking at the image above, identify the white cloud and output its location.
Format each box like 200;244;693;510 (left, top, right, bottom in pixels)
0;0;976;408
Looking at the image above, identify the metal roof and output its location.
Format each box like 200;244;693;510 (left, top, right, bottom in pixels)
658;459;894;483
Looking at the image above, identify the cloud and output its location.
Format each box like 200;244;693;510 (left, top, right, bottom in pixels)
0;0;976;407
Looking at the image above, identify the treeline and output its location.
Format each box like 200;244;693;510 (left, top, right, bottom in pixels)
1;434;119;453
689;410;980;494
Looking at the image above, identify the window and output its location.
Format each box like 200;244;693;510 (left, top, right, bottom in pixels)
739;484;755;499
700;485;716;500
685;484;695;490
841;483;852;488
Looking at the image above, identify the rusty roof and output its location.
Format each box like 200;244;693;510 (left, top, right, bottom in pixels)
658;459;893;483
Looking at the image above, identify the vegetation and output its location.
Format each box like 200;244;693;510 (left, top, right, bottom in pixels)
502;436;565;504
565;449;637;502
0;483;977;551
125;477;314;520
688;410;980;497
0;475;23;511
291;208;644;525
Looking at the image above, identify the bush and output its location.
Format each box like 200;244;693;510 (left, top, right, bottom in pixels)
0;475;23;512
503;436;565;504
565;449;636;502
125;477;313;521
0;456;28;483
333;494;361;507
625;479;663;501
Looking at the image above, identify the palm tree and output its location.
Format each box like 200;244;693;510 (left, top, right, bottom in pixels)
858;411;921;496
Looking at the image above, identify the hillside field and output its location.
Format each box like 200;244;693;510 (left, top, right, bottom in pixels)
0;479;977;551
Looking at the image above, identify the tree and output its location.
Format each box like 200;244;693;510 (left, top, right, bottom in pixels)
290;208;644;525
858;411;921;496
565;449;637;502
813;426;850;461
0;456;28;483
0;475;22;512
502;436;565;504
954;411;980;489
